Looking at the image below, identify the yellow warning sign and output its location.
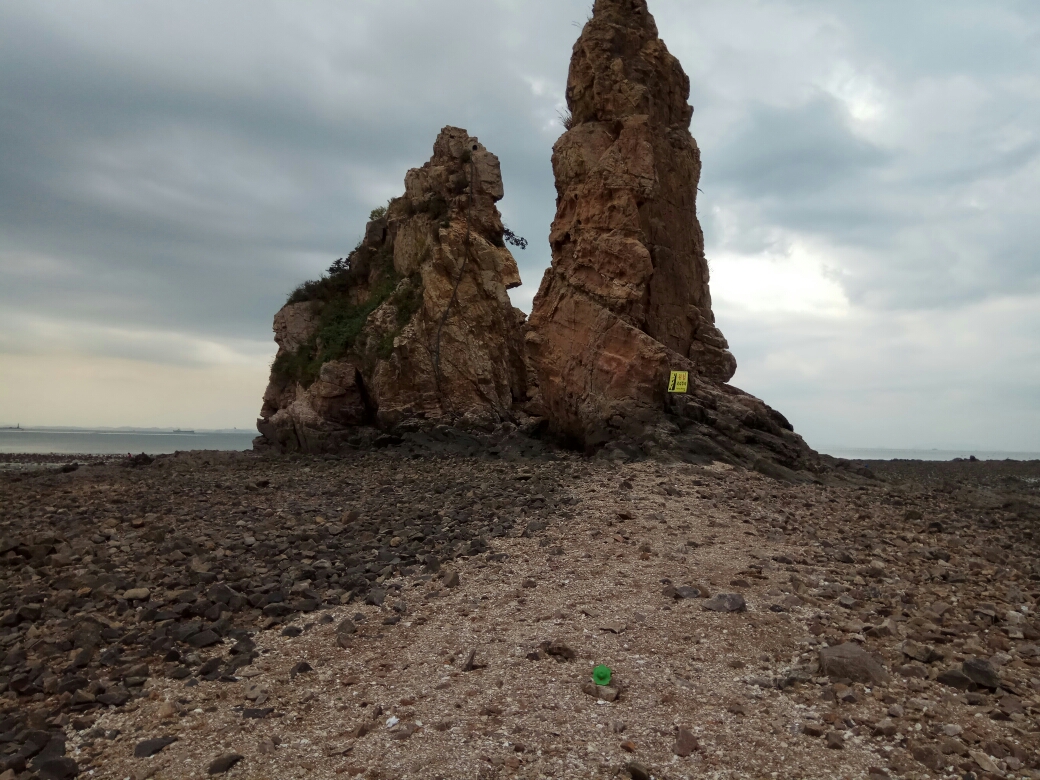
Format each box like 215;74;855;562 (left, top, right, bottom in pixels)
668;371;689;394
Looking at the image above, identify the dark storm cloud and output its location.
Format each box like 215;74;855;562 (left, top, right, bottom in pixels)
0;0;584;345
711;95;890;197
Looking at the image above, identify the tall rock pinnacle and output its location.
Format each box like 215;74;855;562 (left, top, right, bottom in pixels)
527;0;736;447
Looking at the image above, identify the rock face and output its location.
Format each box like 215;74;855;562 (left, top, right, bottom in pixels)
257;127;528;453
526;0;818;472
527;0;734;439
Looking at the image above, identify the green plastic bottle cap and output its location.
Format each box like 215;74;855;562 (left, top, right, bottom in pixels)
592;665;612;686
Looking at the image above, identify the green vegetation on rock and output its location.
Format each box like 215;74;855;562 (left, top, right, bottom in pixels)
391;273;424;327
376;331;396;361
272;249;424;388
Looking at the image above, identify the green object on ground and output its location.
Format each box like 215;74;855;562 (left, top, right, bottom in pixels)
593;665;612;686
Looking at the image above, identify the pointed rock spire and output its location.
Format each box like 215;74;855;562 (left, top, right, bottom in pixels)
527;0;737;447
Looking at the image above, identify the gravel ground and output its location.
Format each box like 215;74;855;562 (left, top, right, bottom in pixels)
1;450;1038;780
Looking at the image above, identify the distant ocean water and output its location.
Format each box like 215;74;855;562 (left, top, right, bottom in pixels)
2;429;1037;462
0;429;256;456
821;447;1040;462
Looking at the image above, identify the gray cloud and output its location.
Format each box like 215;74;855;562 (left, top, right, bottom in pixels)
711;95;890;197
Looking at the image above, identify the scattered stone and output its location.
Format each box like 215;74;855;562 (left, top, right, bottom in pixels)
937;667;974;690
825;732;845;750
289;661;313;679
36;759;79;780
134;737;177;758
819;643;891;685
897;663;928;679
866;620;896;639
544;640;576;662
900;640;937;664
627;762;651;780
1;353;1038;780
207;754;244;775
672;726;700;757
911;744;943;771
674;586;703;600
962;658;1001;690
187;630;221;649
582;682;619;702
970;750;1002;774
198;658;222;678
703;593;746;613
874;719;899;738
123;588;150;601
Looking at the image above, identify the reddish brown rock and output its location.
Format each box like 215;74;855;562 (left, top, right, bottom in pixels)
526;0;820;474
257;127;528;452
672;726;700;757
527;0;734;441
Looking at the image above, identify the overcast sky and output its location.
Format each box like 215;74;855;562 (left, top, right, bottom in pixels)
1;0;1038;452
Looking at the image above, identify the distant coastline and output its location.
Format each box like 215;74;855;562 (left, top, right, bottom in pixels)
0;426;245;434
0;428;255;456
821;446;1040;462
0;428;1038;462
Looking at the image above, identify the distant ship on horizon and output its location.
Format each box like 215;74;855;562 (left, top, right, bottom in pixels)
171;429;195;434
0;424;22;431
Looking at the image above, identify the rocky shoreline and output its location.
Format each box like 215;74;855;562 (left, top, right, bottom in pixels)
1;449;1038;780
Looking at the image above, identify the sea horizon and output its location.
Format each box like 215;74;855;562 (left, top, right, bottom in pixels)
0;424;249;433
1;427;1038;462
818;446;1040;463
0;428;257;456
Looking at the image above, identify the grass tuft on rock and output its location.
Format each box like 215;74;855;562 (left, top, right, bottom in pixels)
272;254;425;387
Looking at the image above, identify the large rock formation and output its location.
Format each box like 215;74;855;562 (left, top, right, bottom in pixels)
527;0;819;474
257;127;529;453
257;2;824;476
